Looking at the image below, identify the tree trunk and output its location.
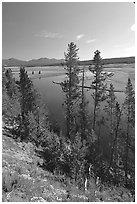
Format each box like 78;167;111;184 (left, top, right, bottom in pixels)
81;67;85;139
125;114;130;185
107;108;122;173
67;65;72;139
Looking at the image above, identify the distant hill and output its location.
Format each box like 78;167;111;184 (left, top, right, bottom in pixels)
2;56;135;67
2;58;27;67
2;57;65;67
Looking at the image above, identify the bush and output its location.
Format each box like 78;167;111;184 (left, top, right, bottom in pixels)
2;171;20;192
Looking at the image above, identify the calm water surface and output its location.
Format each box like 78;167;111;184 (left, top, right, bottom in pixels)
12;64;135;135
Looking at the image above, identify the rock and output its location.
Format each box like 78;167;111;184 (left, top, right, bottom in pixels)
31;196;46;202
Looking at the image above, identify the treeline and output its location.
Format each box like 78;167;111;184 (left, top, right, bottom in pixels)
79;56;135;66
2;42;135;195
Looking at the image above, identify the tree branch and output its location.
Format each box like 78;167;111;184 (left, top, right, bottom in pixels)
52;81;124;93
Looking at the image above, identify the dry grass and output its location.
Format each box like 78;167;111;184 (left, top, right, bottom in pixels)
2;133;134;202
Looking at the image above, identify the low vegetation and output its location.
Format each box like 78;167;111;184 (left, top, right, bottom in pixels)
2;42;135;202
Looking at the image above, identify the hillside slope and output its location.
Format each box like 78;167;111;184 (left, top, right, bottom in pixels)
2;131;89;202
2;129;134;202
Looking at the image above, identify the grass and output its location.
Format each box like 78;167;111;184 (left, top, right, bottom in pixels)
2;128;135;202
2;133;88;202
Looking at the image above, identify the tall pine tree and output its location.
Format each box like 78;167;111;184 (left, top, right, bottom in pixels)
107;101;123;183
89;50;107;130
124;78;135;185
18;67;36;140
61;42;80;140
104;83;117;148
19;67;36;116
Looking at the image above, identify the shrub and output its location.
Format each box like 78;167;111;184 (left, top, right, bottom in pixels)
2;171;20;192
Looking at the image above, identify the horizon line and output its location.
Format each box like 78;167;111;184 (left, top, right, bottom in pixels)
2;55;135;62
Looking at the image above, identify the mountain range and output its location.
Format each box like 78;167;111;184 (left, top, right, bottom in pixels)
2;57;65;67
2;56;135;67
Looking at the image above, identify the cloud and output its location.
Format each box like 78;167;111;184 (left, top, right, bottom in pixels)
36;31;63;39
76;34;84;40
131;24;135;31
86;39;96;43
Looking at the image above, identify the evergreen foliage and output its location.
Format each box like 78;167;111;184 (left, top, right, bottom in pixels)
19;67;36;116
2;91;21;126
16;67;43;141
5;68;19;98
2;67;8;91
77;67;90;141
61;42;80;140
89;50;107;130
123;78;135;186
2;68;21;127
28;94;49;146
69;133;88;188
104;83;117;151
108;102;123;183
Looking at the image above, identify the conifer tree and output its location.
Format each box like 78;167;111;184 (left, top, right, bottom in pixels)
104;83;117;146
29;99;49;146
2;68;21;128
19;67;36;116
18;67;36;140
61;42;80;140
2;67;7;91
96;116;105;148
5;68;19;98
77;67;89;141
89;50;107;130
107;101;123;182
124;78;135;185
69;133;88;189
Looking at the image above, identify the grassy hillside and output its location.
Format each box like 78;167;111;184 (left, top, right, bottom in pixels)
2;129;88;202
2;128;134;202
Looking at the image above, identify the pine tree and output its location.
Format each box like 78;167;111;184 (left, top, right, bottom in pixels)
2;67;21;129
96;116;105;148
29;99;49;147
70;133;88;189
89;50;107;130
124;78;135;185
5;68;19;98
2;90;21;127
19;67;36;116
18;67;36;140
77;67;89;141
107;101;123;183
61;42;80;140
2;67;7;91
104;83;117;146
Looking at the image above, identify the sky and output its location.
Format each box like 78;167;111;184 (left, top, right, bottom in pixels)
2;2;135;61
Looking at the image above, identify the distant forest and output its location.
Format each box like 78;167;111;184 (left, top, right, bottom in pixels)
79;56;135;66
